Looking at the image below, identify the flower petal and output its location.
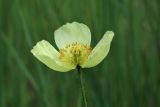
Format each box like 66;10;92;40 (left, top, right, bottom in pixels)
31;40;72;72
83;31;114;68
54;22;91;49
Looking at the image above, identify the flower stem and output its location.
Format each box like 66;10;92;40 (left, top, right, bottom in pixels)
77;66;88;107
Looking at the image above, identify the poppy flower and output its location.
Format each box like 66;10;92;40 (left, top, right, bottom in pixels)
31;22;114;72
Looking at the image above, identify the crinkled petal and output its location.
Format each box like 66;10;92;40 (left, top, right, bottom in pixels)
83;31;114;68
54;22;91;49
31;40;72;72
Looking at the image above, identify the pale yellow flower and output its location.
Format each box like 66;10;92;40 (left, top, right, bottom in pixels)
31;22;114;72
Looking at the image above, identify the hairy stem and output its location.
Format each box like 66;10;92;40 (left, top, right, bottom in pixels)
77;66;88;107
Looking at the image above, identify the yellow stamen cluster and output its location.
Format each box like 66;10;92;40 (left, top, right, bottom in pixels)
59;42;92;68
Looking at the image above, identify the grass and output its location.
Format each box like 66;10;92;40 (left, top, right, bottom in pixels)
0;0;160;107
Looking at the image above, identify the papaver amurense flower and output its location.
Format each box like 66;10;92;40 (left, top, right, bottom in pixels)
31;22;114;72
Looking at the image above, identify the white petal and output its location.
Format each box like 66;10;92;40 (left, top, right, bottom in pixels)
54;22;91;49
31;40;72;72
84;31;114;68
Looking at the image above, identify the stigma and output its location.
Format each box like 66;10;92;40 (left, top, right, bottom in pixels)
59;42;92;68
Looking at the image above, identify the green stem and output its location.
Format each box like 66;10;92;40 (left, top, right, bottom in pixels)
77;66;88;107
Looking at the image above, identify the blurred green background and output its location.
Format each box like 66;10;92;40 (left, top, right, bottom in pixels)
0;0;160;107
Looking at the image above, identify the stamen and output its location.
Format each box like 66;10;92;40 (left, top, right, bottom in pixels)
59;42;92;68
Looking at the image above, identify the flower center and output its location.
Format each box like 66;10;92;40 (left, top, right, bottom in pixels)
59;42;92;68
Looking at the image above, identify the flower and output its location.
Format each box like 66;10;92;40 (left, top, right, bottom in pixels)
31;22;114;72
